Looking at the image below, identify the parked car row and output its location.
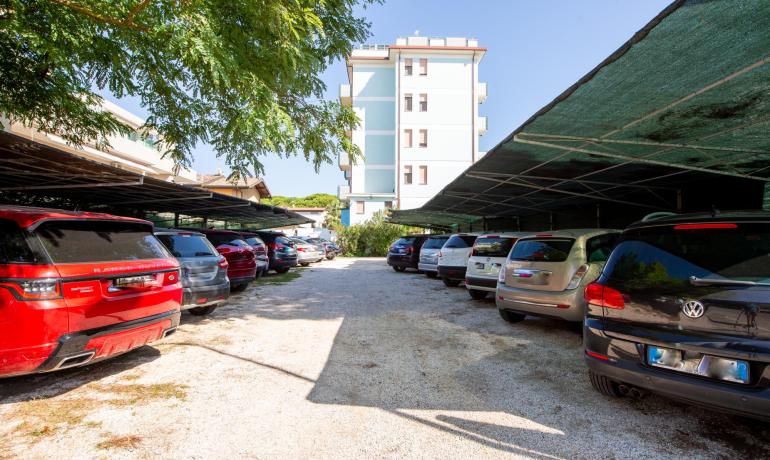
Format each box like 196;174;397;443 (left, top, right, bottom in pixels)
388;210;770;421
0;205;337;379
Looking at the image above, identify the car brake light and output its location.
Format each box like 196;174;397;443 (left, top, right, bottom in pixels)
297;247;306;252
536;233;552;237
584;282;625;309
406;246;414;254
162;270;180;286
218;257;229;269
674;223;737;231
566;264;589;290
498;264;507;283
3;279;62;300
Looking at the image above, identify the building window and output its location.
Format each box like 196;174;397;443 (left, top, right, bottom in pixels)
403;165;413;185
404;58;413;76
419;58;427;76
403;129;412;148
356;201;365;214
419;93;427;112
419;129;428;148
404;93;413;112
419;165;428;185
384;201;393;209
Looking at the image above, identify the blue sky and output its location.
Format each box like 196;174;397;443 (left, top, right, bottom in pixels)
101;0;672;197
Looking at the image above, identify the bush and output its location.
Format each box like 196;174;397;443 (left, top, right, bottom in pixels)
337;212;421;257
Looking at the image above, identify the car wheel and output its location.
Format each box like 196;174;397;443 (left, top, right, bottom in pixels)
188;305;217;316
498;309;526;323
588;370;623;397
425;272;437;278
275;267;290;274
300;262;310;267
327;254;336;260
393;266;406;272
442;277;461;287
230;283;249;293
468;289;488;300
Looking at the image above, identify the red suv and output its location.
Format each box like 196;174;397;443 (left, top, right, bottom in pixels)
183;228;257;292
0;206;182;378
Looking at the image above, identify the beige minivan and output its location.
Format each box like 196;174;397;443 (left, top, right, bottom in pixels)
496;229;620;323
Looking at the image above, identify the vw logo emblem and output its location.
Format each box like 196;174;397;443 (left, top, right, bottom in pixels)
682;300;705;319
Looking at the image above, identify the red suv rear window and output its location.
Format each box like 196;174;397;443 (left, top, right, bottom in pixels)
33;221;170;263
0;219;39;264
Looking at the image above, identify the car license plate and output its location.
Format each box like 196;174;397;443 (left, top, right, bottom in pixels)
475;262;485;269
647;346;749;384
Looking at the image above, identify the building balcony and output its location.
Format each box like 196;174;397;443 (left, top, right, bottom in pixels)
339;83;351;106
478;116;488;136
338;153;351;172
478;82;487;103
338;184;350;201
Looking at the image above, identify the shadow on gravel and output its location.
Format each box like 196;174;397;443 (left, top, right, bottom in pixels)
298;259;767;459
0;346;160;404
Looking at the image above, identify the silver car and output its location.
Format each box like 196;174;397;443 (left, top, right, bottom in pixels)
418;235;450;278
290;238;325;266
496;229;620;323
155;228;230;316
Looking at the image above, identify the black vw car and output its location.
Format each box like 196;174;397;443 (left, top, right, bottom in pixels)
583;211;770;420
387;235;430;272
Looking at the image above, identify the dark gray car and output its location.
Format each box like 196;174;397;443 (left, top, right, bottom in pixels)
155;228;230;315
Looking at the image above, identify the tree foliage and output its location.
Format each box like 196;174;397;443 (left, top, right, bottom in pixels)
261;193;338;208
337;211;421;257
0;0;372;177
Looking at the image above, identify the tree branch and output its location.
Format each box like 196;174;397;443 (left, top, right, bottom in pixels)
48;0;148;31
126;0;152;22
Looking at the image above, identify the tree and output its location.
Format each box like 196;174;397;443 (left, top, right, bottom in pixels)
261;193;338;208
0;0;371;178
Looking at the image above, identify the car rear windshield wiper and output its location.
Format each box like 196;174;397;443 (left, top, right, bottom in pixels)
689;276;770;287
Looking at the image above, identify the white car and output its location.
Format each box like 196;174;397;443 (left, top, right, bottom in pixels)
465;233;530;300
436;234;480;287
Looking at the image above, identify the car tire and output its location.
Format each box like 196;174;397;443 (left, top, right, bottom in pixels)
588;370;623;398
230;283;249;293
300;262;310;267
468;289;488;300
442;277;461;287
188;305;217;316
393;266;406;272
426;272;437;278
498;309;526;323
275;267;290;274
327;254;336;260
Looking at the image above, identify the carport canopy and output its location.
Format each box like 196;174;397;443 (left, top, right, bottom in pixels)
390;0;770;230
0;131;313;229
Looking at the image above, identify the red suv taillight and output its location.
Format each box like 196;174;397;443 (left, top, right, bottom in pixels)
584;283;625;309
2;279;62;300
218;257;229;270
162;270;180;286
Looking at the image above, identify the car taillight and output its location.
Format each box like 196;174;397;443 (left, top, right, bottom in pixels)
218;257;229;269
584;282;624;309
471;248;477;256
297;247;306;252
406;246;414;254
674;223;737;231
498;264;507;283
162;270;180;286
3;279;62;300
566;264;589;290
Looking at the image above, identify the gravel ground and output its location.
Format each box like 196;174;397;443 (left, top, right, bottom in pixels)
1;257;768;459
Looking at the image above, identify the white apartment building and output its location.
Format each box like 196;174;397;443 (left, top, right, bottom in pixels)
338;36;487;225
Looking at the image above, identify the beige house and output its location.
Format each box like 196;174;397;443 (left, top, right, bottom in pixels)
195;173;271;202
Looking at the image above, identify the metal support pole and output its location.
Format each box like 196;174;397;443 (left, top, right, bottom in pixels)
174;213;179;228
677;190;683;212
596;204;601;228
549;213;554;231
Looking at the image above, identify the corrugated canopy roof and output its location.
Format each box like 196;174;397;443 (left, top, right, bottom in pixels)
390;0;770;229
0;131;312;229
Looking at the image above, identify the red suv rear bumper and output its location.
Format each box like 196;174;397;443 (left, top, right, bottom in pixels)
0;305;180;378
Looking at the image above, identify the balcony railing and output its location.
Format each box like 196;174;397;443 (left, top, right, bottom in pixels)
338;153;351;171
338;184;350;201
478;82;487;103
339;83;351;106
478;116;487;136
